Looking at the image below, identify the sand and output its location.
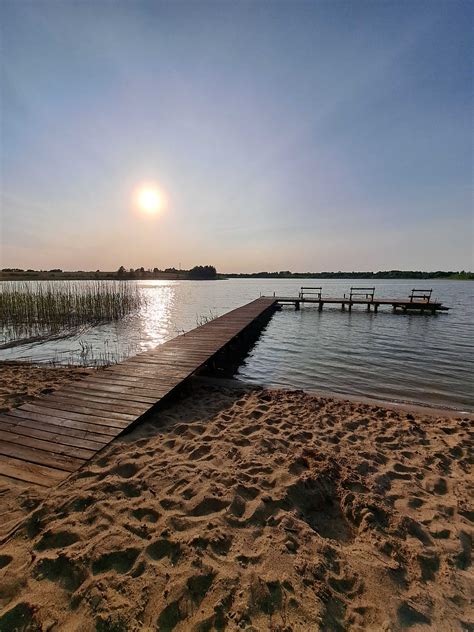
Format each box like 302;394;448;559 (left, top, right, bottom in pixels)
0;362;93;414
0;376;472;631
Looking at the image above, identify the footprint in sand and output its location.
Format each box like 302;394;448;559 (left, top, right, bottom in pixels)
402;517;432;546
109;462;140;479
34;554;88;592
407;496;425;509
393;462;417;473
131;507;160;523
456;531;472;570
327;572;362;598
417;551;440;581
240;424;260;436
0;554;12;569
228;494;246;518
236;552;261;567
101;481;142;498
34;530;79;551
397;602;430;627
146;539;181;565
91;548;140;575
187;571;215;604
189;497;229;516
62;495;95;514
160;498;179;510
0;603;36;631
209;532;232;556
188;445;211;460
424;476;448;495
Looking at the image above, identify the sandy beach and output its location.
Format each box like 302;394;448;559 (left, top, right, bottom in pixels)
0;368;472;631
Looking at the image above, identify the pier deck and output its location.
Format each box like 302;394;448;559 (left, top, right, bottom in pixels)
0;298;276;488
267;295;449;313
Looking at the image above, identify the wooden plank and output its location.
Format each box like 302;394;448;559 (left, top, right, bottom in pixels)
32;397;137;422
0;418;106;451
0;440;84;472
127;353;210;364
0;456;67;487
8;407;122;436
106;365;187;378
82;378;172;398
102;369;187;384
0;429;95;461
123;359;207;371
20;403;130;429
2;410;111;447
45;393;147;416
131;348;210;358
172;335;230;344
117;358;199;370
66;386;157;406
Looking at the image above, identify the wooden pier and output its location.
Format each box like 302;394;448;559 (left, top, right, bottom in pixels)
0;298;276;489
266;287;449;314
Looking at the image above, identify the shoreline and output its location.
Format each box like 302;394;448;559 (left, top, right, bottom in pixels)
196;376;474;419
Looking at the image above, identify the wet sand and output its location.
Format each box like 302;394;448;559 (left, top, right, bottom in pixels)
0;370;472;631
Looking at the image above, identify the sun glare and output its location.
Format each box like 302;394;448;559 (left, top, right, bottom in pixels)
135;184;165;216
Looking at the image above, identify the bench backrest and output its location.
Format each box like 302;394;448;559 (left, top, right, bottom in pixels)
349;286;375;300
299;286;322;300
410;288;432;303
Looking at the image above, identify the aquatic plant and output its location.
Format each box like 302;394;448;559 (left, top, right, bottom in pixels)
196;310;218;327
0;280;145;349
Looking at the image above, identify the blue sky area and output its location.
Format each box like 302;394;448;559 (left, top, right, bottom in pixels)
1;0;472;271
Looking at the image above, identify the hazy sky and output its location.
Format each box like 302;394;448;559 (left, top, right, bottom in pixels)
1;0;472;272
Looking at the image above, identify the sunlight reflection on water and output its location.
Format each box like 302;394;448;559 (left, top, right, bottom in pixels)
140;283;174;349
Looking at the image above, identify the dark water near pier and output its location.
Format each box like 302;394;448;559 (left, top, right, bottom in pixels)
1;279;472;412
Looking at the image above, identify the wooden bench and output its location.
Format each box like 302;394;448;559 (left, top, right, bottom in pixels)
348;287;375;301
409;289;432;303
299;287;322;300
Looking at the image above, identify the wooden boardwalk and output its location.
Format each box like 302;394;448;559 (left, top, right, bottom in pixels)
0;298;276;488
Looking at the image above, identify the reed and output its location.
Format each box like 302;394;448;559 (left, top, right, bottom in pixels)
196;310;218;327
0;280;144;348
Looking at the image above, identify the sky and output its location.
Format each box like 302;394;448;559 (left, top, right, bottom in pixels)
1;0;472;273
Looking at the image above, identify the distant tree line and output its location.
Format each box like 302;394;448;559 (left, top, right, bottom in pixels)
0;265;218;281
1;267;472;281
1;268;63;273
225;270;474;280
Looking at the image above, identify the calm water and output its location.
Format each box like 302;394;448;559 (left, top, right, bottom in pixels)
1;279;473;412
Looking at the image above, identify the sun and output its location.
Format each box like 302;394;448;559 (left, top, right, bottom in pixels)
134;184;165;215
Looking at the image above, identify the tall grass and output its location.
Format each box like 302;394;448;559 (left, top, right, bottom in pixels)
0;281;144;348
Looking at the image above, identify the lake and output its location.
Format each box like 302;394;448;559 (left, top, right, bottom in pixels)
1;279;473;412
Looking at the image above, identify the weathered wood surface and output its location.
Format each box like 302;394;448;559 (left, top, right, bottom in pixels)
0;298;276;487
